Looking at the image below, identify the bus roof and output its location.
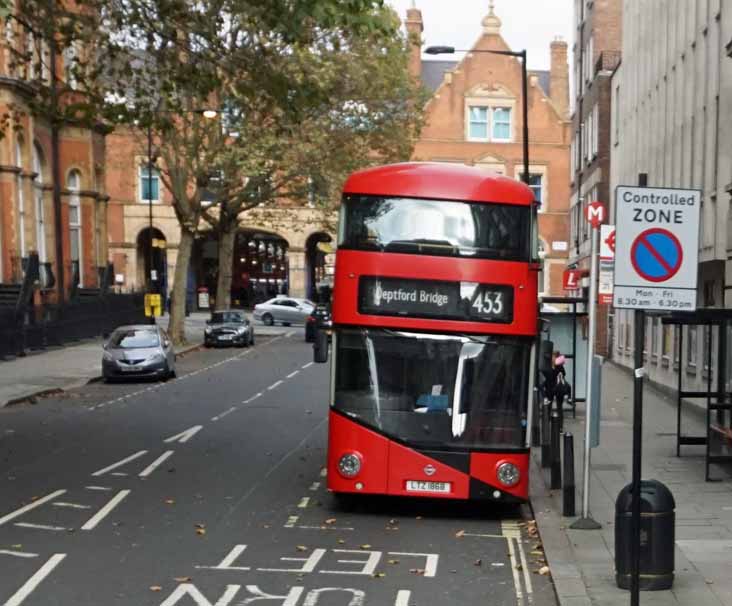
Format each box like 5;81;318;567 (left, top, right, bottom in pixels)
342;162;534;206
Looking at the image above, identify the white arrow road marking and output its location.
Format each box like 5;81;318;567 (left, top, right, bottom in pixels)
81;490;130;530
3;553;66;606
0;490;67;526
139;451;175;478
164;425;203;444
91;450;148;477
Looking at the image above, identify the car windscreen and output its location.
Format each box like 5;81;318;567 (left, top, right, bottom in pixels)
110;329;160;349
333;328;530;449
211;312;243;323
339;195;530;261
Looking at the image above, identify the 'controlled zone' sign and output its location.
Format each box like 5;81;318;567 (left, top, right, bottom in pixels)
613;186;701;311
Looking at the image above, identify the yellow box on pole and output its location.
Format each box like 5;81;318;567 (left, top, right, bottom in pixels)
145;293;162;317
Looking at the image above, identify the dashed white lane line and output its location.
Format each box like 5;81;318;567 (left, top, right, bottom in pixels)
138;451;175;477
0;490;67;526
85;486;112;492
52;502;92;510
4;553;66;606
13;523;68;532
91;450;147;477
286;370;300;379
268;380;283;391
164;425;202;444
0;550;38;559
243;392;262;404
395;590;412;606
297;497;310;509
309;482;320;491
80;490;130;531
211;406;237;421
302;362;314;369
284;515;299;528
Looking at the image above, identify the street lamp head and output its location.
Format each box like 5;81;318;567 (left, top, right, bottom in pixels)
425;45;456;55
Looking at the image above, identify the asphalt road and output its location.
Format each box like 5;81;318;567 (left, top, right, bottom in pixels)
0;333;558;606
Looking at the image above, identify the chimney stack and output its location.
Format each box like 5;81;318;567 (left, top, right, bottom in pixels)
550;37;569;119
405;3;423;83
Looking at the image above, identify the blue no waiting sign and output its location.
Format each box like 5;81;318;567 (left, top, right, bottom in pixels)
630;228;683;283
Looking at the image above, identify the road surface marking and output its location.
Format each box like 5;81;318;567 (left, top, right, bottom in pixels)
302;362;314;369
268;380;283;391
212;407;237;422
298;497;310;509
0;550;38;559
303;588;364;606
243;393;262;404
309;482;320;491
81;490;130;530
0;490;67;526
85;486;112;491
159;583;241;606
259;548;327;573
111;472;128;477
13;523;68;532
164;425;203;444
285;331;295;338
388;552;439;578
3;553;66;606
195;545;251;572
395;591;411;606
287;370;300;378
284;515;299;528
92;450;147;477
506;537;524;605
139;451;175;477
52;502;92;510
461;532;505;539
516;535;533;599
297;525;355;531
320;549;381;576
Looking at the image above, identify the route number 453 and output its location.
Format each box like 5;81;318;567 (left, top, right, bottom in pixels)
472;291;504;316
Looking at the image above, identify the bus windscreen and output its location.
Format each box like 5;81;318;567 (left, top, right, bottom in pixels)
339;195;530;261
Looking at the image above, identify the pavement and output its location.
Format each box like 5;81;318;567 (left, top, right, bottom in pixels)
0;312;300;407
0;334;554;606
532;361;732;606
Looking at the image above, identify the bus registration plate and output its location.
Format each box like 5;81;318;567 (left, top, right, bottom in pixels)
405;480;451;494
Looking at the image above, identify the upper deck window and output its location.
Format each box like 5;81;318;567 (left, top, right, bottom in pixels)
339;195;530;262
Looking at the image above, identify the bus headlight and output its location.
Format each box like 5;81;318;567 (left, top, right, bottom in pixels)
497;462;520;487
337;453;362;478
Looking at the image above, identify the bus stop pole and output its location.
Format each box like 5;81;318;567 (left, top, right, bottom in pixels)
571;217;601;530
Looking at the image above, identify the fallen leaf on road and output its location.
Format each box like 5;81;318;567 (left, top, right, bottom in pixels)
373;572;385;578
389;519;398;525
387;559;399;565
150;586;162;592
474;559;482;567
196;528;206;536
455;530;465;538
164;499;175;505
538;566;550;576
360;544;372;550
337;539;346;544
530;550;543;556
11;544;22;549
296;545;308;552
325;518;336;525
173;577;191;582
409;568;425;575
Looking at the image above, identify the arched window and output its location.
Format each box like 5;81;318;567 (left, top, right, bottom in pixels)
32;143;46;261
15;139;25;257
68;170;82;285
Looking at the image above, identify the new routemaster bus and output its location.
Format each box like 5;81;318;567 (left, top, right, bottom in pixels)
313;163;541;503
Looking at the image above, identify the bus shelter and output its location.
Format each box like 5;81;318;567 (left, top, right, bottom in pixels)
661;309;732;481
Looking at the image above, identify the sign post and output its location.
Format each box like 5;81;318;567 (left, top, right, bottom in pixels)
571;201;605;531
613;177;701;605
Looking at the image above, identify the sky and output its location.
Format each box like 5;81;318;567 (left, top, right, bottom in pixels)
385;0;574;72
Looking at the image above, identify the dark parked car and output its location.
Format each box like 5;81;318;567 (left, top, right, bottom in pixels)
205;310;254;347
102;325;176;382
305;304;331;342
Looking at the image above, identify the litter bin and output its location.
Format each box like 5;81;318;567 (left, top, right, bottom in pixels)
615;479;675;591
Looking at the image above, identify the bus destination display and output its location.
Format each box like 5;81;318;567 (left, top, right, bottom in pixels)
359;276;513;323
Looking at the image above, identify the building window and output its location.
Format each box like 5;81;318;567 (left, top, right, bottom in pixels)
592;104;599;157
519;172;545;208
139;165;160;203
662;324;672;363
15;139;25;258
68;171;82;286
63;42;79;89
614;85;620;144
468;106;489;140
467;106;512;142
687;325;698;368
32;143;46;262
651;317;659;358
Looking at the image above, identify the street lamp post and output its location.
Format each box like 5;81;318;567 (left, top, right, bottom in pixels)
425;45;530;186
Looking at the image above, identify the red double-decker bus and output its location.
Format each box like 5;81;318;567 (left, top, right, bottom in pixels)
314;163;541;503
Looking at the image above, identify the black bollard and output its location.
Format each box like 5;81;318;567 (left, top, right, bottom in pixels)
541;399;551;469
551;410;561;490
563;432;576;516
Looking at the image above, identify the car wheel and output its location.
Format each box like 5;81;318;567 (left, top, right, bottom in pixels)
262;313;274;326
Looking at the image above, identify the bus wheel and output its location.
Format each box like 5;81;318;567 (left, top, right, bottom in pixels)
331;492;357;512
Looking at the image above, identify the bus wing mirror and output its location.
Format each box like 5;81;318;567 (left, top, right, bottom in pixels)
538;340;554;373
313;329;329;364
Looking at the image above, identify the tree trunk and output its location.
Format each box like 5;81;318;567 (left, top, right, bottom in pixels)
169;228;194;346
215;225;235;310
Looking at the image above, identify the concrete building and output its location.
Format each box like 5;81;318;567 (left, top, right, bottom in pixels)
406;3;572;296
610;0;732;392
569;0;622;356
0;15;108;300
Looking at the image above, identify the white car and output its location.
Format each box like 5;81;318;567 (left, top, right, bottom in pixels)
253;297;315;326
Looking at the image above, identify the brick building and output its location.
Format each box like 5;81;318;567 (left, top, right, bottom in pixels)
0;16;108;300
405;3;571;296
569;0;622;356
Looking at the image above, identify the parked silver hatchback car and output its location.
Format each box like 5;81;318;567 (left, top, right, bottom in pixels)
102;325;176;382
253;297;315;326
